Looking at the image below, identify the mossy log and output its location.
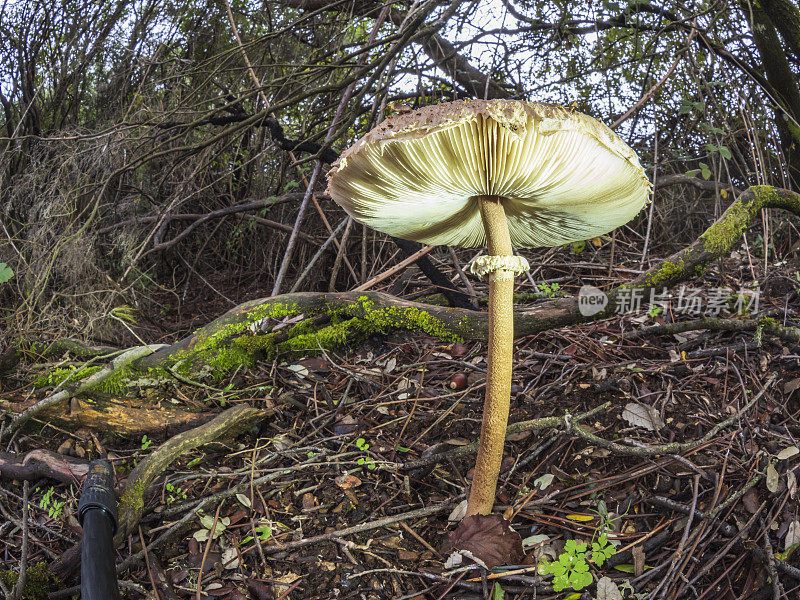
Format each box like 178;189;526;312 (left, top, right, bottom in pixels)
132;184;800;374
9;185;800;429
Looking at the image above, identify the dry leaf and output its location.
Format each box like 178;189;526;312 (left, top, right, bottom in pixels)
766;462;780;493
776;446;799;460
785;520;800;551
446;514;524;570
245;578;272;600
596;576;623;600
506;429;531;442
622;402;665;431
632;545;645;577
742;488;760;514
565;514;594;522
521;533;550;548
273;572;301;599
221;547;240;569
448;499;468;522
301;492;316;510
286;363;308;378
783;378;800;395
335;473;362;489
333;415;358;435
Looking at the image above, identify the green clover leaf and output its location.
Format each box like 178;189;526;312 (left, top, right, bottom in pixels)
552;572;569;592
568;569;593;590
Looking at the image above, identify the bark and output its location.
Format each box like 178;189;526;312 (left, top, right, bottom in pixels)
0;450;89;485
742;1;800;178
1;394;232;439
760;0;800;61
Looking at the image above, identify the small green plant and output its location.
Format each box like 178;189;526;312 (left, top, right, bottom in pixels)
165;482;186;505
0;263;13;284
537;281;562;298
39;487;65;519
492;581;505;600
539;540;593;592
538;534;618;592
242;520;273;546
140;435;152;451
589;498;624;533
591;534;616;567
647;304;663;318
354;437;376;470
193;511;230;542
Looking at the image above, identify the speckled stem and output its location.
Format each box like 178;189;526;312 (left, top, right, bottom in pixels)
466;196;515;517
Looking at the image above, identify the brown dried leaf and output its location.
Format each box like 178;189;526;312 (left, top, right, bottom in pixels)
245;578;273;600
446;514;524;570
335;473;362;489
632;545;646;577
301;492;317;510
333;415;358;436
742;488;760;514
783;378;800;395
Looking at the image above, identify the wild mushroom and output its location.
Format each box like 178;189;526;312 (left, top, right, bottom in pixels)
326;99;650;518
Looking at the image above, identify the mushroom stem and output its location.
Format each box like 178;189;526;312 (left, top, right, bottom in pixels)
466;195;515;517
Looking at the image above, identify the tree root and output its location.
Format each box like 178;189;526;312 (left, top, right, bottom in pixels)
568;373;776;457
114;403;266;545
1;344;165;441
623;314;800;345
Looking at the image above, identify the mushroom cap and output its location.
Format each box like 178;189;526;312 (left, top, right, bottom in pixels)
326;99;651;248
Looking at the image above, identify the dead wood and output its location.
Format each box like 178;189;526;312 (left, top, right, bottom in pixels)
0;449;89;485
114;404;266;545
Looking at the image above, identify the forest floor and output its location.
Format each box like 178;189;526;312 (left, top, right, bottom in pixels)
1;246;799;600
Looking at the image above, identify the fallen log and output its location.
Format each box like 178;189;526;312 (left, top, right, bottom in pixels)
2;185;798;436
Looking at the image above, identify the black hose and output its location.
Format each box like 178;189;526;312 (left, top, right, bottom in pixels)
78;460;120;600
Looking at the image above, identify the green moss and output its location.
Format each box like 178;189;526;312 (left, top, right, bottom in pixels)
641;257;687;288
161;300;304;378
0;562;53;600
354;296;464;342
32;365;102;389
91;368;131;395
281;317;369;353
700;196;756;255
276;296;464;355
119;476;147;512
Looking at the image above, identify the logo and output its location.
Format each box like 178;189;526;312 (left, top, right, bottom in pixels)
578;285;608;316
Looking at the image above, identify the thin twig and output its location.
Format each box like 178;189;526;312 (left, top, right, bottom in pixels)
353;245;434;292
263;501;456;554
10;481;30;600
